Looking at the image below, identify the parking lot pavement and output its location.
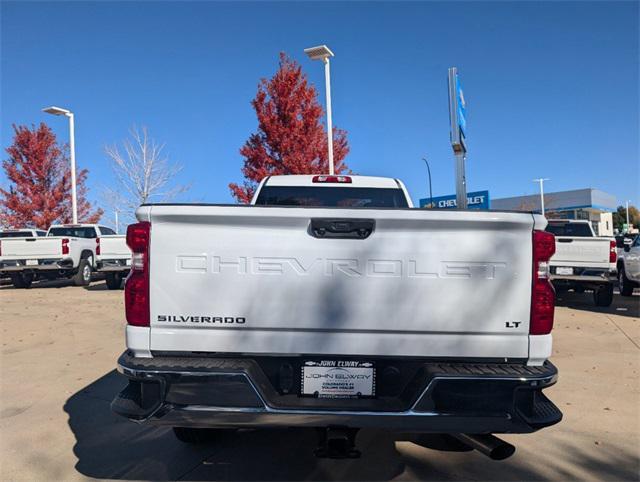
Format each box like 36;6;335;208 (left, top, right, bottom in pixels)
1;280;639;481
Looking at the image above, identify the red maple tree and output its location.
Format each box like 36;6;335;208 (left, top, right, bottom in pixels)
0;123;103;229
230;53;350;203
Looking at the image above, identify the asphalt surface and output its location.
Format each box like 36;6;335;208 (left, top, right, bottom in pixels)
1;279;638;481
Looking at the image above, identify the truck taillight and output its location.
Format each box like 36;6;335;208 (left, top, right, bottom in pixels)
609;240;617;263
312;175;352;183
125;222;150;327
62;238;70;255
96;238;101;255
530;230;556;335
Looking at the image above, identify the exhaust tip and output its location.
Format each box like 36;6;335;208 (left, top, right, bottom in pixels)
489;443;516;461
451;433;516;461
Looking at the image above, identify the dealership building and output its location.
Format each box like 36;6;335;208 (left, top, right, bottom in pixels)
492;188;617;236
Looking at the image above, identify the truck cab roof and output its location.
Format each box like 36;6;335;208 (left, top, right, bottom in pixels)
264;175;402;189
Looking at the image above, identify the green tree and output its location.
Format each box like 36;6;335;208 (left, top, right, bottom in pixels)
612;204;639;231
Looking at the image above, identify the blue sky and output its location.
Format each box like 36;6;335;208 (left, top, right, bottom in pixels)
2;1;638;223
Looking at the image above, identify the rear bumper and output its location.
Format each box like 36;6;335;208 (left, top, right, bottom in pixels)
550;266;614;283
96;259;131;272
0;258;72;271
112;352;562;434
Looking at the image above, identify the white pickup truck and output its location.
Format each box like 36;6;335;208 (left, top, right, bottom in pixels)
545;219;616;306
95;231;131;290
112;175;562;459
0;229;48;279
0;224;121;289
0;228;48;238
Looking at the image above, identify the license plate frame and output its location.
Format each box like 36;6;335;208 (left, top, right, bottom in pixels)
25;259;38;266
556;266;573;275
301;360;375;399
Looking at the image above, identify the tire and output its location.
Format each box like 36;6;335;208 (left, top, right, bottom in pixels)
618;266;635;297
172;427;233;444
105;272;123;290
11;272;34;289
73;258;93;286
593;283;614;307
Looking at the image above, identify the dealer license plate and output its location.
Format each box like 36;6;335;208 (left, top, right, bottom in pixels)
556;267;573;275
25;259;38;266
301;360;375;398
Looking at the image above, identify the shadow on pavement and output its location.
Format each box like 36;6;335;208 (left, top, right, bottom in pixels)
556;290;639;318
65;371;639;481
0;276;108;290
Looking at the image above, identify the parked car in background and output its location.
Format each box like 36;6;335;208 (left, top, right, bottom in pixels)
0;228;47;238
0;224;117;288
112;175;561;458
617;234;640;296
0;228;48;279
546;219;616;306
95;228;131;290
615;234;636;257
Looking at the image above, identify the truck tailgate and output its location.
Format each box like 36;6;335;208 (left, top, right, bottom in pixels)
0;237;62;258
144;205;536;359
99;235;130;258
551;237;610;268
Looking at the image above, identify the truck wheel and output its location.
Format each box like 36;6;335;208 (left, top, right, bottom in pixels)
73;258;93;286
11;273;34;289
618;267;635;297
172;427;232;444
593;284;614;307
105;273;123;290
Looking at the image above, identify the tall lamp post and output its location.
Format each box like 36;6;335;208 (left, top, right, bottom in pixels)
626;200;631;231
43;106;78;224
422;157;433;208
304;45;335;175
533;178;550;216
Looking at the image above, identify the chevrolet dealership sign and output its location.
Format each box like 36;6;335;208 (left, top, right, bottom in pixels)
420;190;490;210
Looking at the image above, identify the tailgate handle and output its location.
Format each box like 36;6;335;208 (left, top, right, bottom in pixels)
25;238;36;242
557;239;573;243
310;218;375;239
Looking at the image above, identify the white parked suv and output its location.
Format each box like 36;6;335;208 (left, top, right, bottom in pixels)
0;224;121;288
111;175;562;459
617;234;639;296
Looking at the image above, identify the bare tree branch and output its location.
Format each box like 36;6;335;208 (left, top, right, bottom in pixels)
103;126;190;224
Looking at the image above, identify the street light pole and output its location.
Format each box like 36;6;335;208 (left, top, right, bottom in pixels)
422;158;433;208
68;112;78;224
323;58;334;175
43;106;78;223
304;45;335;175
533;178;550;216
626;200;631;230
